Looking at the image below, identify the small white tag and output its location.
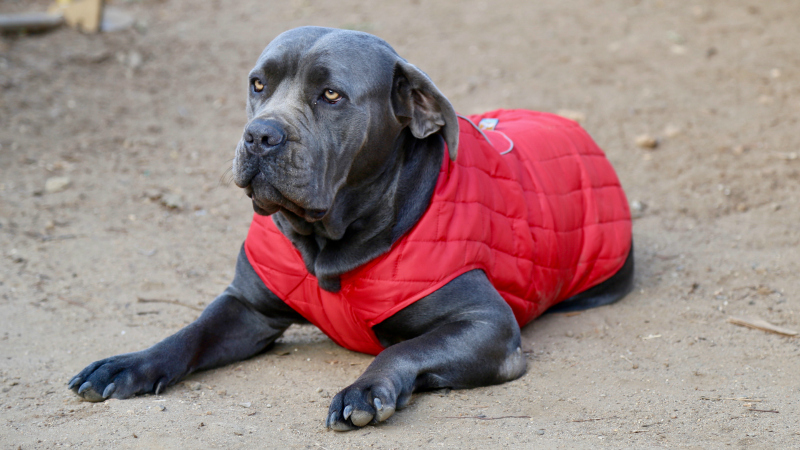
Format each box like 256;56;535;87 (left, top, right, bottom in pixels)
478;118;499;131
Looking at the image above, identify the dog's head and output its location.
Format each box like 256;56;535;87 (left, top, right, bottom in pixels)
232;27;457;232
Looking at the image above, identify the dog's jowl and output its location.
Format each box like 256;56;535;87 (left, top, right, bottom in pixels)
69;26;634;431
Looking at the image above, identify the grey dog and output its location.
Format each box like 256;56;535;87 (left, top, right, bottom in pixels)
69;26;634;431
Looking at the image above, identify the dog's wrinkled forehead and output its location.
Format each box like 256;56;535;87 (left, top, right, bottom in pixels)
252;27;399;97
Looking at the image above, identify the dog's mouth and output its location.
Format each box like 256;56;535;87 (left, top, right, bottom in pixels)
244;184;328;222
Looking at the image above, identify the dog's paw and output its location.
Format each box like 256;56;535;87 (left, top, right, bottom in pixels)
67;352;173;402
325;378;409;431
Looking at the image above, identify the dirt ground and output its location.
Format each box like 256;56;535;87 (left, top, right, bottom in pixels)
1;0;799;448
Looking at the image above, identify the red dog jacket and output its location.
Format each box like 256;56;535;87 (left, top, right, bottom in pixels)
245;110;632;355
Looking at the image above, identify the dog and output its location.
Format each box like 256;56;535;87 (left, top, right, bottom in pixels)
69;26;634;431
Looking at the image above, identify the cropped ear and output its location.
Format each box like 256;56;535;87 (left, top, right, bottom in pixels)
391;60;459;161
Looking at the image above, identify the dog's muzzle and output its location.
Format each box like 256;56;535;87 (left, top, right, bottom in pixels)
243;118;287;155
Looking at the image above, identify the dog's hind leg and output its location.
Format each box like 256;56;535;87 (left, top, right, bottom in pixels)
545;241;635;314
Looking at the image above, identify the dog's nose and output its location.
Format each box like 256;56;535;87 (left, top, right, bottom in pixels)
244;119;287;154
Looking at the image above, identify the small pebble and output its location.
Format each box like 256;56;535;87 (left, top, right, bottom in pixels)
536;429;545;435
239;402;252;408
160;194;185;210
184;381;202;391
556;109;586;124
635;134;658;149
143;189;162;200
565;331;574;338
233;430;244;436
670;414;678;419
128;51;143;69
758;95;774;105
663;124;682;138
45;177;71;193
156;404;166;412
630;200;648;218
691;6;711;20
670;45;687;55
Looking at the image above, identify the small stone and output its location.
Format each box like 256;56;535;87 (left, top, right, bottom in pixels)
670;414;678;419
691;6;711;21
266;404;272;408
184;381;202;391
770;68;781;79
732;145;747;155
216;389;227;396
160;194;185;210
143;189;162;200
663;124;682;138
134;19;149;34
635;134;658;149
102;7;135;33
128;51;143;69
316;387;323;393
630;200;648;218
536;429;545;435
233;430;244;436
45;177;71;193
670;45;687;55
667;31;685;44
757;285;773;296
156;404;166;411
736;203;748;212
238;402;251;408
772;203;781;211
565;331;574;338
556;109;586;124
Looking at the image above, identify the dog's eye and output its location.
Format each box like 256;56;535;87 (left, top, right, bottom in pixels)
252;79;265;93
323;89;341;103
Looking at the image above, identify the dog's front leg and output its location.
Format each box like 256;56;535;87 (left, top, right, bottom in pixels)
68;247;303;401
326;269;526;430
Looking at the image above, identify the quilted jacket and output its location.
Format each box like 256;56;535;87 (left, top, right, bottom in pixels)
245;110;632;355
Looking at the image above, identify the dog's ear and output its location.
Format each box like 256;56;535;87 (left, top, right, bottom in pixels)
392;60;458;161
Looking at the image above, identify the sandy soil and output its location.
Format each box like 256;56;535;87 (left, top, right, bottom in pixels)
2;0;799;448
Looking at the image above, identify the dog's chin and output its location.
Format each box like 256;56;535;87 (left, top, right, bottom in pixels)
245;186;328;223
251;200;280;216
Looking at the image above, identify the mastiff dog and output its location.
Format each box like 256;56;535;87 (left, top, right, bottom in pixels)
69;26;634;431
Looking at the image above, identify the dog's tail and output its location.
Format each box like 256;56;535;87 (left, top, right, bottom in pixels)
545;241;635;314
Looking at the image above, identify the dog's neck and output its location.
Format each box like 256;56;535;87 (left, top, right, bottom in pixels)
272;131;444;292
